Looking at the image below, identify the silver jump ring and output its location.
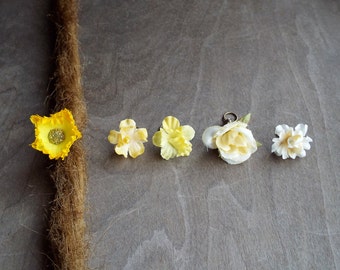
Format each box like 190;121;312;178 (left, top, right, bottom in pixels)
222;112;238;124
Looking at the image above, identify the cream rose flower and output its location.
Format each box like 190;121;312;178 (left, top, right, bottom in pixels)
271;124;312;159
202;117;258;165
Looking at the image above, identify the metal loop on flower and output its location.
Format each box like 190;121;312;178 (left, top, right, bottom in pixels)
222;112;238;124
202;112;259;165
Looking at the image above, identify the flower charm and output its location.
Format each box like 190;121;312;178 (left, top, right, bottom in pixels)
272;124;312;159
202;113;258;164
108;119;148;158
152;116;195;160
30;109;82;160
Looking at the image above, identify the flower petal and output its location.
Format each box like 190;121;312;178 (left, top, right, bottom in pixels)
134;128;148;142
108;130;120;144
168;133;192;157
115;144;129;158
271;141;280;153
281;148;289;159
215;121;246;137
162;116;180;133
297;149;306;158
119;119;136;129
295;123;308;136
152;130;165;147
303;137;312;150
30;115;42;125
275;124;290;136
288;148;297;159
219;149;251;165
160;142;177;160
202;126;220;149
129;142;145;158
180;125;195;141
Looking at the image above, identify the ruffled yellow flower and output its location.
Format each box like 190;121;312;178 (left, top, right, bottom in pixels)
108;119;148;158
30;109;82;160
152;116;195;160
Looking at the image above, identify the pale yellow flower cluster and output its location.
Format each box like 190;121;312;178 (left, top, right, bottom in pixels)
108;116;195;160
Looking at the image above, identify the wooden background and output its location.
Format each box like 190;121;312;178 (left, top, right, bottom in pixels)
1;0;340;269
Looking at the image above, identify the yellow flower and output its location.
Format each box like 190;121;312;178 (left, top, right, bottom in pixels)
152;116;195;160
108;119;148;158
30;109;82;160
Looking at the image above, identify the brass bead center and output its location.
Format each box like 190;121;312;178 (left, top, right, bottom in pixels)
48;129;65;145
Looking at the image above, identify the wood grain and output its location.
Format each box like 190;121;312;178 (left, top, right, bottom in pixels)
81;1;340;269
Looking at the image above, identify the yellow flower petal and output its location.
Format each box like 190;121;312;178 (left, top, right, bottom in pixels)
179;125;195;140
115;144;129;158
30;115;42;125
119;119;136;129
134;128;148;142
152;130;165;147
168;134;192;157
160;142;177;160
129;142;145;158
162;116;180;133
108;130;120;144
